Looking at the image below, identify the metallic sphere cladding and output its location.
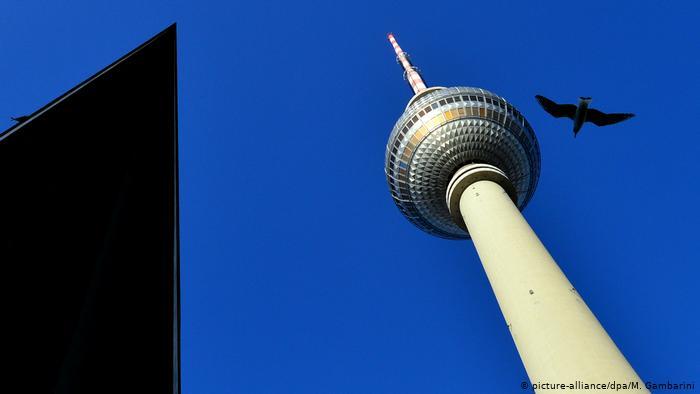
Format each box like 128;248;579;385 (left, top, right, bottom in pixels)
385;87;541;239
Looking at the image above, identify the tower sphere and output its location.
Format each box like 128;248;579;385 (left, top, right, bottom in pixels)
385;86;541;239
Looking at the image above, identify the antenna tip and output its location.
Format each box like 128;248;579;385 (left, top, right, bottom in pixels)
387;32;394;40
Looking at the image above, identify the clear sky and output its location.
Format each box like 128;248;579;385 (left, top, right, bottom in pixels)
1;1;699;392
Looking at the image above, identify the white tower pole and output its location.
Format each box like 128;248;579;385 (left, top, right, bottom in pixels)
447;164;648;393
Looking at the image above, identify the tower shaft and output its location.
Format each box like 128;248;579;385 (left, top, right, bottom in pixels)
452;167;648;393
447;164;649;393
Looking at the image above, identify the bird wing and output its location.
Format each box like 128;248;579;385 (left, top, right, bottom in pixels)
586;109;634;126
535;95;577;119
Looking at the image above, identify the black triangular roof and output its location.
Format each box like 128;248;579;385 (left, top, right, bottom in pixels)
1;23;176;140
2;24;179;394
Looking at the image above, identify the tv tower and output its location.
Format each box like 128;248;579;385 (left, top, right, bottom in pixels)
384;34;648;393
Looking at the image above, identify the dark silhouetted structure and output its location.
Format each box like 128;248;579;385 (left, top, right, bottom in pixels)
1;25;179;393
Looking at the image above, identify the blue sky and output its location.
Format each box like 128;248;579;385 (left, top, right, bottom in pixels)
1;1;699;392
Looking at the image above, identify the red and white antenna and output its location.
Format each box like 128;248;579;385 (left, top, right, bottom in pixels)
387;33;428;94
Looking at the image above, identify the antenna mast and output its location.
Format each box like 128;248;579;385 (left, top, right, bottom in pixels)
387;33;428;94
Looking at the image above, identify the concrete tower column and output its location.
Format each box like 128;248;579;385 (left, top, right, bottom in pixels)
447;164;648;394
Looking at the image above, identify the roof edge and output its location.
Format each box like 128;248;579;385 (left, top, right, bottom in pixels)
0;23;177;140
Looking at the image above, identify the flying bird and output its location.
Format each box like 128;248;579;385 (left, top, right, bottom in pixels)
535;95;634;137
11;116;30;123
